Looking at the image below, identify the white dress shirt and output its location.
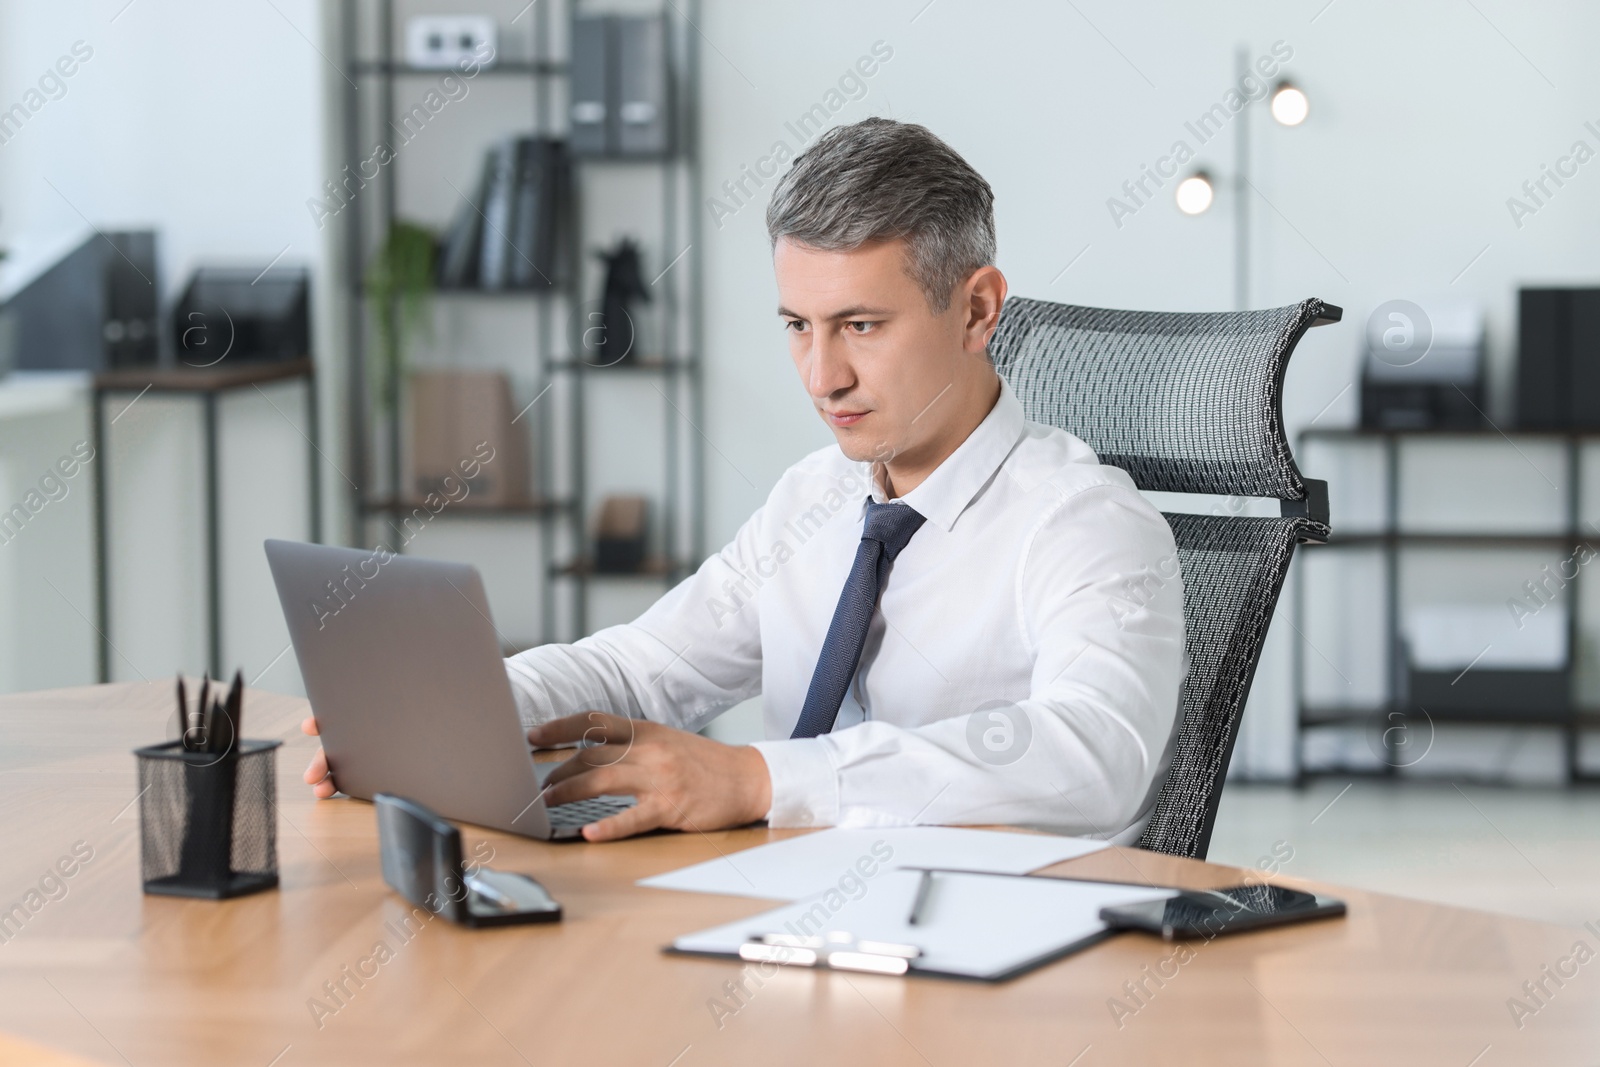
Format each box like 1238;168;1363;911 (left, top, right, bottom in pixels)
506;378;1185;843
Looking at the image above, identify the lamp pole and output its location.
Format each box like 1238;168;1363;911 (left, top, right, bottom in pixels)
1234;45;1250;312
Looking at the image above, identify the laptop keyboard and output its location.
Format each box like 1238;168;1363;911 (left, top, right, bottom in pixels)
547;795;634;828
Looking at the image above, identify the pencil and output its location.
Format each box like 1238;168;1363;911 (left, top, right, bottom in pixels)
907;869;934;925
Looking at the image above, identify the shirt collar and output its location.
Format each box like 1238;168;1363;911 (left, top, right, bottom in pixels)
861;377;1026;533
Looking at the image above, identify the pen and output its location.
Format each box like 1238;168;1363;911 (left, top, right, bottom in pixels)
207;697;222;754
176;674;190;751
197;675;211;751
907;869;934;925
218;670;243;757
231;669;244;740
210;690;228;754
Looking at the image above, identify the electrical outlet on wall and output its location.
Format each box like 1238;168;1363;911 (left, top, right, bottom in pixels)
404;15;497;69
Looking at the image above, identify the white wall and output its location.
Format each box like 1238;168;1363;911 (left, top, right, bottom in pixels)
0;379;95;693
0;1;330;304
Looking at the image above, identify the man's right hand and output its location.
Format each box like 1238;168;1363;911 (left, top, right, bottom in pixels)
302;716;338;799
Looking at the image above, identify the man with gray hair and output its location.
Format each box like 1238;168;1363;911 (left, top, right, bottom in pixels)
304;118;1185;844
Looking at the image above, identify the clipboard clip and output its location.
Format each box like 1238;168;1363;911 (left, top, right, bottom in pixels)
738;931;922;976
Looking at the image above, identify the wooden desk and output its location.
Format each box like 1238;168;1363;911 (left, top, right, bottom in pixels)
1;683;1595;1066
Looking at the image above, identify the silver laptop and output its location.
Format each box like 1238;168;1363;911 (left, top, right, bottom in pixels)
264;538;634;840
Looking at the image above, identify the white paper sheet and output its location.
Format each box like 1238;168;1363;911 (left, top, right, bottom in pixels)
673;868;1172;980
638;827;1108;901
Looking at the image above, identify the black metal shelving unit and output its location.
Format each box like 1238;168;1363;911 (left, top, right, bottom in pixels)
1293;426;1600;785
338;0;703;645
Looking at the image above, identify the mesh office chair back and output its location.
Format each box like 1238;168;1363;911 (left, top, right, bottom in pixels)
988;296;1340;859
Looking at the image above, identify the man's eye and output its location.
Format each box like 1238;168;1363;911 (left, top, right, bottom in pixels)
845;321;875;334
784;320;807;333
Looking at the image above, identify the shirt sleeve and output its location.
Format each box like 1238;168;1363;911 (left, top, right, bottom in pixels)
750;482;1185;840
504;505;769;734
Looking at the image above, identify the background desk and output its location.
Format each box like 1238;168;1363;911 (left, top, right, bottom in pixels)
0;683;1595;1066
91;360;321;683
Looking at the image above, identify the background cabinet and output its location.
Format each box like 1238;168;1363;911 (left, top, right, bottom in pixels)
1295;428;1600;784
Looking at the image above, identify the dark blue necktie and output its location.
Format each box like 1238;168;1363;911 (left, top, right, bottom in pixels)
790;500;928;739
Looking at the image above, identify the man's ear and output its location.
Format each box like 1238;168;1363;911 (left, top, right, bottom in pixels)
962;265;1007;354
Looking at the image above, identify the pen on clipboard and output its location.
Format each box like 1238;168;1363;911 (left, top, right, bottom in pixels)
907;869;935;925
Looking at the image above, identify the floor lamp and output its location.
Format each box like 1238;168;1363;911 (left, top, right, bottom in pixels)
1175;46;1311;310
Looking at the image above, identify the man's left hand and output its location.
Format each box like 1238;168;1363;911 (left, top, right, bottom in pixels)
528;712;773;842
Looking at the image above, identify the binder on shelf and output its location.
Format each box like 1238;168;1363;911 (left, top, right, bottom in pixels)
0;229;159;373
1571;291;1600;425
1516;287;1600;430
508;138;566;289
437;149;493;289
440;137;568;292
569;16;609;156
408;370;531;507
570;15;672;157
617;15;671;156
477;138;518;290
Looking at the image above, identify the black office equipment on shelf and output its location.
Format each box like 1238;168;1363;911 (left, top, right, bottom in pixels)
1407;664;1570;718
172;267;309;365
403;14;496;69
594;495;648;573
0;229;159;374
1360;300;1485;430
1516;287;1600;430
590;237;650;366
1400;604;1570;718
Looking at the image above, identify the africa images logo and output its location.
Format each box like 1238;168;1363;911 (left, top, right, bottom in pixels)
1366;299;1433;370
965;700;1032;766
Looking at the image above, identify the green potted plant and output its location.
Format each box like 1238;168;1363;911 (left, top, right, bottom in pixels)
365;221;437;422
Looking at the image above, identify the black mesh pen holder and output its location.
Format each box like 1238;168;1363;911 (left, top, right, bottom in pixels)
133;739;282;899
